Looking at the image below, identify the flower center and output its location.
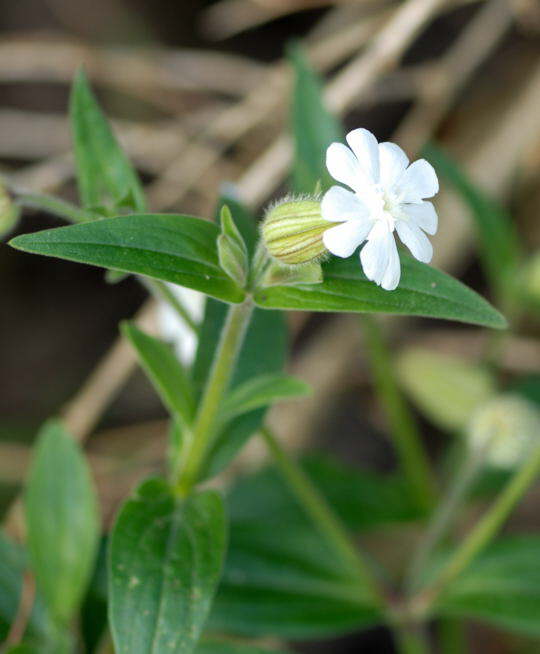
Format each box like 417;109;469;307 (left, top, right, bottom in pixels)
369;186;401;232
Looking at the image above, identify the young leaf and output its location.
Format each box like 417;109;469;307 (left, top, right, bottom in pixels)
396;348;496;432
70;69;146;212
25;420;99;626
122;322;195;425
423;143;521;290
289;44;342;194
217;206;249;287
221;373;311;423
10;214;246;304
109;479;227;654
254;255;507;329
436;536;540;637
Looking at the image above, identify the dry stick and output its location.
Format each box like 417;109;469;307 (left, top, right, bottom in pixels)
236;0;448;207
146;8;390;209
394;0;513;153
201;0;377;40
0;37;265;99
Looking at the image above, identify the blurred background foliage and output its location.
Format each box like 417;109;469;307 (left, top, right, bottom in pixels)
1;0;540;651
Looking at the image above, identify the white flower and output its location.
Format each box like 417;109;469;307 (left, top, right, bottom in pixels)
321;128;439;291
158;284;205;365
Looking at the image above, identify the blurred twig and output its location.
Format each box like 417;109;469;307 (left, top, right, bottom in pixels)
236;0;449;206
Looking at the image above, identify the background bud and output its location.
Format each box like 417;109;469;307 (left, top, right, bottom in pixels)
261;199;328;265
467;394;540;468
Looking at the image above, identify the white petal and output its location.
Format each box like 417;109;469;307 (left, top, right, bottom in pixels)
397;159;439;201
403;201;438;235
381;236;401;291
379;142;409;189
321;186;369;223
396;220;433;263
346;128;380;183
360;221;392;284
326;143;364;191
323;219;372;258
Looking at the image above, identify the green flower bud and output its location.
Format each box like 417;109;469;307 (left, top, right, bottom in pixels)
467;394;540;468
261;199;329;265
0;183;20;238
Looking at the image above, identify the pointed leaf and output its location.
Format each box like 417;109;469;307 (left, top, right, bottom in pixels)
221;374;311;422
10;214;245;303
109;479;227;654
255;255;506;329
122;322;195;425
25;421;99;625
70;70;145;212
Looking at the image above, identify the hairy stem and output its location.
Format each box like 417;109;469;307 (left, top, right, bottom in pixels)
360;316;437;512
176;299;253;495
260;426;383;605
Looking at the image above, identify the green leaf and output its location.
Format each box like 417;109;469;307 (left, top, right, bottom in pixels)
255;255;507;329
208;455;419;640
0;532;48;641
122;322;195;425
218;206;249;288
436;536;540;637
210;516;381;640
197;640;289;654
25;420;99;626
396;348;496;432
70;69;146;212
221;373;311;423
10;214;245;304
109;479;227;654
424;144;521;290
289;44;341;194
227;454;423;534
193;301;288;479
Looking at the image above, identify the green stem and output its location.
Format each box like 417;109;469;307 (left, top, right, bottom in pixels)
360;316;437;512
260;426;383;605
15;191;96;223
176;299;253;495
418;443;540;606
145;278;199;334
407;445;485;592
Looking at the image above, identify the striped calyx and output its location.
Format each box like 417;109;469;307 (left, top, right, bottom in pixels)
261;199;328;265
